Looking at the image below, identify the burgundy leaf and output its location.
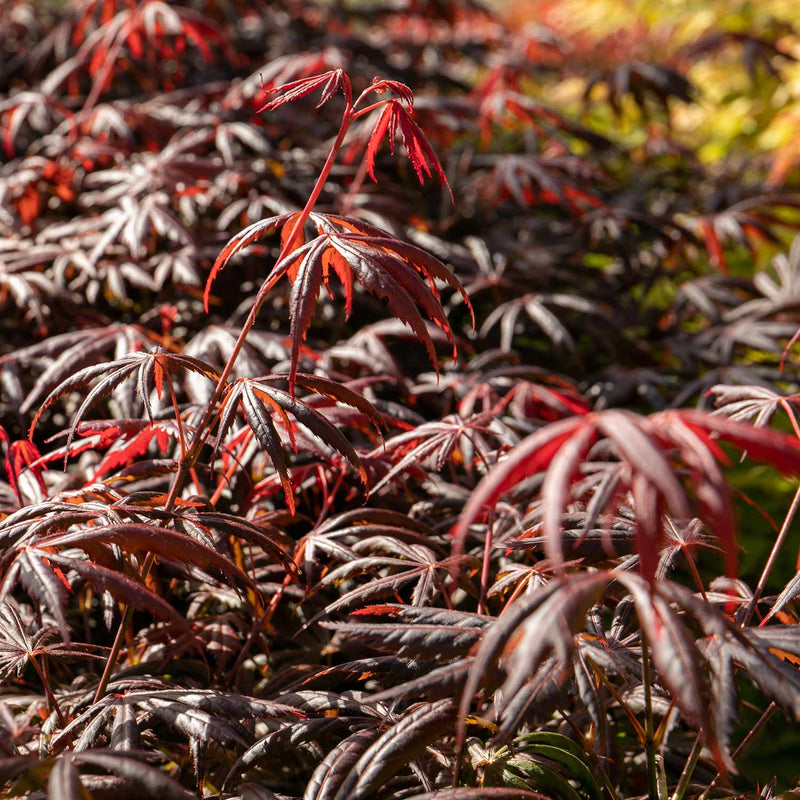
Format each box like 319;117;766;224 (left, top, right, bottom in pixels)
47;755;83;800
364;100;453;200
324;604;490;660
219;376;370;515
74;752;192;800
44;551;188;630
305;729;382;800
44;523;255;592
331;699;457;800
206;213;470;391
258;69;351;112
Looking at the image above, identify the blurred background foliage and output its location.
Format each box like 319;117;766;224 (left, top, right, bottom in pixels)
512;0;800;171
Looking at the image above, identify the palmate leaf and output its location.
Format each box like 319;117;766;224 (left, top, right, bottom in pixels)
298;508;442;584
258;68;352;111
368;410;508;494
57;683;305;754
15;325;156;413
480;292;606;354
0;600;105;681
225;718;349;787
216;373;380;515
0;503;272;629
456;570;800;775
683;30;797;84
179;510;296;574
36;418;183;483
456;572;608;758
304;728;381;800
363;98;453;200
618;574;709;736
28;349;219;461
662;584;800;758
0;499;116;551
584;60;694;117
262;69;449;197
329;698;457;800
315;542;474;616
472;65;608;150
41;0;233;102
2;548;188;639
0;495;216;639
454;408;800;584
701;632;798;757
710;383;799;429
323;604;491;661
205;212;472;388
0;601;52;680
222;692;381;790
41;523;256;594
472;155;606;215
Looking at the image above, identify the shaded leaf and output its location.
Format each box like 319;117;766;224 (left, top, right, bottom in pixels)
304;728;381;800
47;755;83;800
331;699;457;800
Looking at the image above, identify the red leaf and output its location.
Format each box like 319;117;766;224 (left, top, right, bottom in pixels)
257;69;351;112
365;78;415;108
181;20;214;62
674;409;800;475
620;573;710;728
204;213;294;311
89;422;179;481
452;416;591;561
207;213;469;393
16;184;41;226
701;218;727;271
3;439;46;502
364;102;395;182
364;101;453;201
541;421;598;569
128;28;143;58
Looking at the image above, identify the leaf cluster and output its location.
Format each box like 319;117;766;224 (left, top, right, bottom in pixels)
3;1;800;799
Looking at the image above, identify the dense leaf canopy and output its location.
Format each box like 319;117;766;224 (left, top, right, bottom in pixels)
3;0;800;798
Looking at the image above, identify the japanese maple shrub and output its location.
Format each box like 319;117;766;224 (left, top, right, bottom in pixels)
3;1;800;799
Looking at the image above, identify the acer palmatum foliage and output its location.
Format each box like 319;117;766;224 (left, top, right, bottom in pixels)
4;0;800;797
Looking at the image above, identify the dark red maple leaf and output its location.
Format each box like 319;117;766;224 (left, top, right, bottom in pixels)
206;212;472;389
363;99;453;201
